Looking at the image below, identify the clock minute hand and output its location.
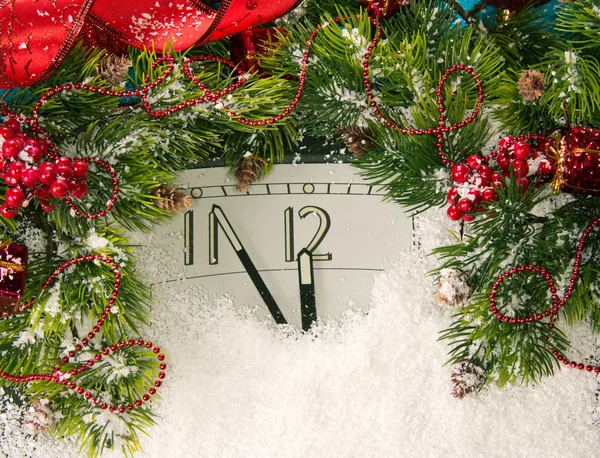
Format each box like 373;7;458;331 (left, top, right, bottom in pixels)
210;205;288;325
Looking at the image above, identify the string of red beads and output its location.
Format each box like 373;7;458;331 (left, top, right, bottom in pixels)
0;254;166;413
2;13;484;184
489;216;600;374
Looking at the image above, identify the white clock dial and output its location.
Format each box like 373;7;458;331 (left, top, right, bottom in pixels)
152;163;414;329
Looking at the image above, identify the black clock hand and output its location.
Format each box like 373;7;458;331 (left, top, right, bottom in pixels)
297;248;317;331
210;205;287;325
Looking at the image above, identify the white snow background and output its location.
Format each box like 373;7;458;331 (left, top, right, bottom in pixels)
2;206;600;458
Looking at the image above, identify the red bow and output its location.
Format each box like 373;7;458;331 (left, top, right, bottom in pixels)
0;0;303;88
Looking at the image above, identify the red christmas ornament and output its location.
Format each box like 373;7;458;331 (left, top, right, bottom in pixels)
0;242;27;316
0;0;303;88
547;126;600;195
358;0;408;19
230;28;286;75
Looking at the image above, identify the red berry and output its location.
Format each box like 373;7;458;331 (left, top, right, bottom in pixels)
56;164;72;180
21;168;39;187
0;204;18;219
473;175;489;188
7;161;24;179
518;177;529;193
5;119;20;131
55;157;71;167
457;197;473;213
447;186;459;204
467;155;482;170
462;214;475;222
2;139;22;159
538;160;553;175
510;159;529;178
49;180;69;198
479;165;493;180
513;142;531;160
25;146;42;163
41;202;56;213
467;188;481;204
498;136;513;150
3;175;18;186
5;188;25;207
37;141;48;155
451;163;471;184
447;204;463;221
35;186;51;200
38;162;56;185
0;126;14;139
71;160;89;179
69;180;88;199
482;187;498;202
490;172;503;186
496;153;510;171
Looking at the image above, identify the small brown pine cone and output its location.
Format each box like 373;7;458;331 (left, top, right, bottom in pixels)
340;125;376;157
153;185;193;212
235;154;267;192
96;55;132;87
517;70;545;101
436;268;470;308
451;360;485;399
23;399;55;434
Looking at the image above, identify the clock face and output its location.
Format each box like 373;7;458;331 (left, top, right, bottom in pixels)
152;163;414;329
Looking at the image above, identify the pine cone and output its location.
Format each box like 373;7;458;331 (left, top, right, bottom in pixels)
451;360;485;399
96;55;132;87
517;70;545;102
340;125;376;157
23;399;55;434
153;185;193;212
235;154;267;192
436;268;470;308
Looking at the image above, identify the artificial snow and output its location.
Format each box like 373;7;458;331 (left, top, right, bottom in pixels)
134;207;600;457
3;206;600;457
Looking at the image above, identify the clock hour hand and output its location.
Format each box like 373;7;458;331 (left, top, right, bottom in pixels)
297;248;317;331
210;205;287;325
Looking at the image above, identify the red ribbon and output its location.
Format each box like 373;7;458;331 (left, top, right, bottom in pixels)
0;0;303;88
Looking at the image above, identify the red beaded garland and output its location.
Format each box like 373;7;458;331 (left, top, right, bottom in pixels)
0;254;166;413
489;217;600;375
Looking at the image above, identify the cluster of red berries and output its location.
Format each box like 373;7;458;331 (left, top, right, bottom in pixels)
446;155;500;222
446;137;554;222
0;119;88;218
